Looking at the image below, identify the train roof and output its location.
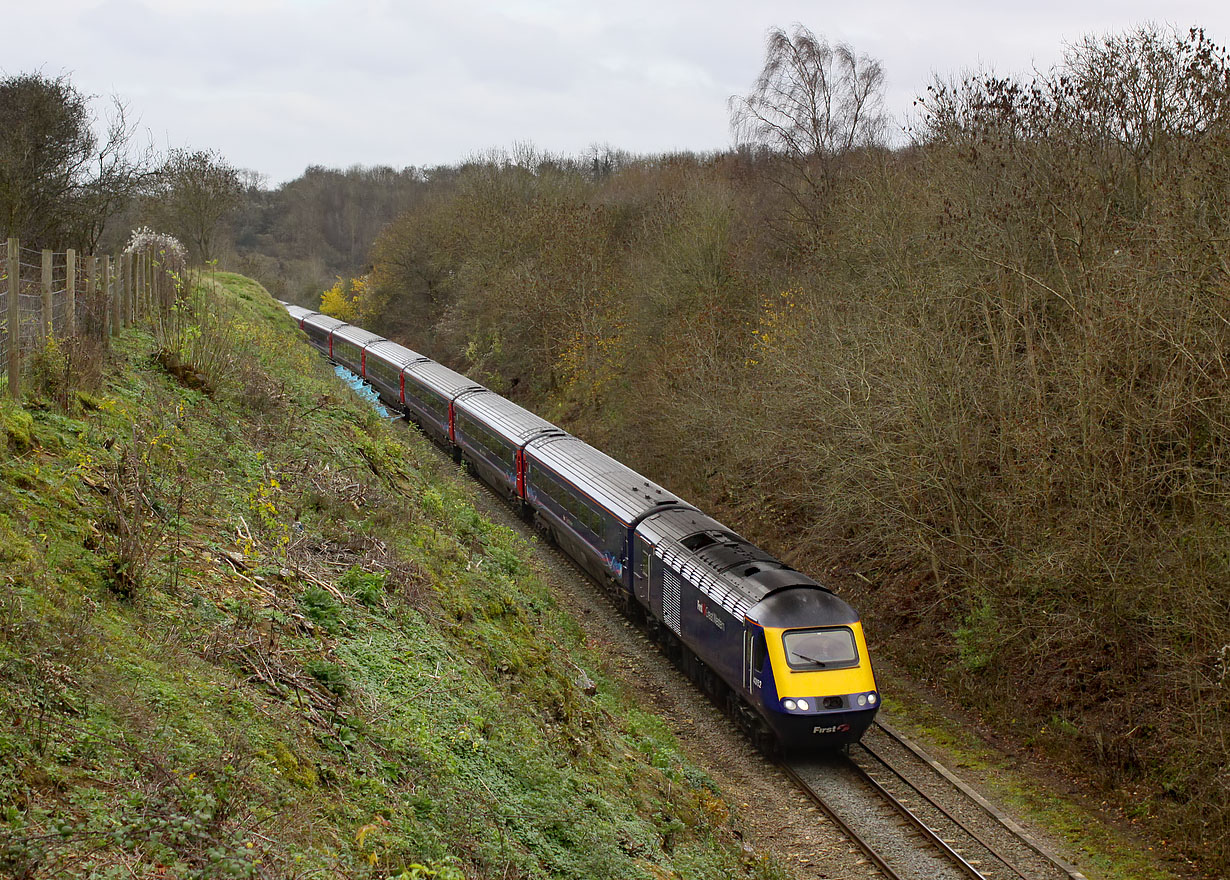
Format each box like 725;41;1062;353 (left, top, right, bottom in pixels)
285;305;317;323
332;324;384;348
454;390;564;447
301;313;347;333
525;435;687;526
404;359;486;400
751;587;859;629
365;339;428;368
638;507;831;621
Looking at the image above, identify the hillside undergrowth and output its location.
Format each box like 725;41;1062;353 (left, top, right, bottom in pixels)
0;272;779;880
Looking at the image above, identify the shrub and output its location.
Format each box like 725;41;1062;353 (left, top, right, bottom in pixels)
297;586;343;633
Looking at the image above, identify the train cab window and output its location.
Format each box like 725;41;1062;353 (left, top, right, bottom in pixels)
782;627;858;670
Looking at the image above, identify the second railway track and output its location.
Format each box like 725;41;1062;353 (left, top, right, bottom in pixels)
785;721;1087;880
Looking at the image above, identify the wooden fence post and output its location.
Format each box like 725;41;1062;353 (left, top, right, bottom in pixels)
86;256;96;339
122;253;132;329
41;249;53;342
112;254;122;333
102;255;112;338
7;238;18;399
65;249;76;338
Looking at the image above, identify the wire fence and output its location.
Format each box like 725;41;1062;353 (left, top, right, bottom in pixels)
3;238;173;399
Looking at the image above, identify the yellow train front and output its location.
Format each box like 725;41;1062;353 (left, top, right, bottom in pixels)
746;586;879;748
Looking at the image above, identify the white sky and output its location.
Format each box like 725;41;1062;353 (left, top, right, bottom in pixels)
6;1;1228;184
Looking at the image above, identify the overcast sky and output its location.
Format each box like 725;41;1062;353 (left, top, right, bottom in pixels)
7;1;1229;184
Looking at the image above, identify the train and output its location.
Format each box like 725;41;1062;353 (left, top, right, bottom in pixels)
282;302;880;750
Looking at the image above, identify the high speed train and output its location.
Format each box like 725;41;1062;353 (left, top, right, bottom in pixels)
284;303;879;749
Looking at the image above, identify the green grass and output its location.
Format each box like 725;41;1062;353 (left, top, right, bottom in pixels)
0;271;778;879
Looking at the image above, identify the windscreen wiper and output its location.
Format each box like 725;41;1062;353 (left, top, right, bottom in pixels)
790;652;828;667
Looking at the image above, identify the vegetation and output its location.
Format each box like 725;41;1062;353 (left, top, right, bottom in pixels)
324;26;1230;874
12;21;1223;875
231;165;433;304
149;149;244;264
0;272;781;879
0;72;151;251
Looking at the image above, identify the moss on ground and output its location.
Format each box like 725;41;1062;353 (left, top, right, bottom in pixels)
0;271;779;879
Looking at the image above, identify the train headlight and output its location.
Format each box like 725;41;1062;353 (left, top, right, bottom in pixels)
857;694;867;707
868;693;878;705
796;699;810;711
783;699;797;711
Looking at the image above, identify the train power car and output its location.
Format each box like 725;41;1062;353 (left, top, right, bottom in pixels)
634;507;878;748
282;304;880;750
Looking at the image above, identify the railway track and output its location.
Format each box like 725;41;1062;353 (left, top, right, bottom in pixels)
785;721;1087;880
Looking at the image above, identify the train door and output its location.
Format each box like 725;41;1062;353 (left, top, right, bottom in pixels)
742;625;766;693
633;535;652;604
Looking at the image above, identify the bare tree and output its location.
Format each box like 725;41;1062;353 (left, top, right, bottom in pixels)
152;149;243;264
75;100;158;252
0;72;151;250
730;26;887;232
731;25;887;160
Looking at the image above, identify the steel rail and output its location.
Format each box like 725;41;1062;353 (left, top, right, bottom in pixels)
839;754;991;880
855;739;1033;880
778;761;906;880
873;721;1088;880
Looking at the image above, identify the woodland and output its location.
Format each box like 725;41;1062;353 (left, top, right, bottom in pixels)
237;26;1230;871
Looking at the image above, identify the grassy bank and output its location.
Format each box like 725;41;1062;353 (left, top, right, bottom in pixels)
0;272;780;879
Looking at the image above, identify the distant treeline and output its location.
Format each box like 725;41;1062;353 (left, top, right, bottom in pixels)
237;25;1230;873
227;146;643;306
